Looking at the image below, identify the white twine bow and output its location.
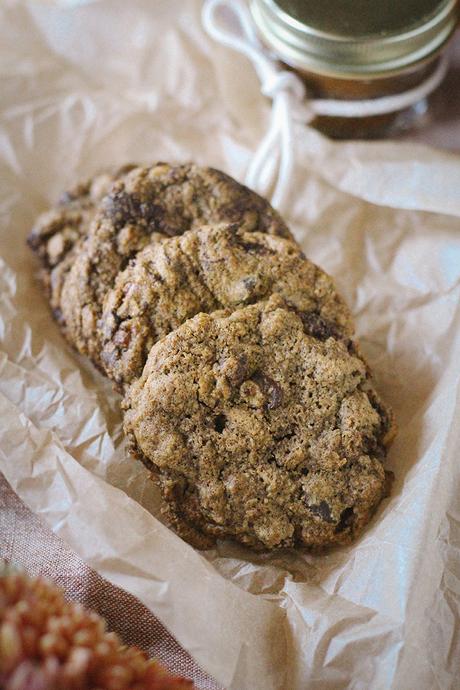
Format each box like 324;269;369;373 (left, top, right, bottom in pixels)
202;0;311;210
202;0;449;213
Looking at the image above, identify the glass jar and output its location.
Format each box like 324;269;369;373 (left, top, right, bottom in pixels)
250;0;459;139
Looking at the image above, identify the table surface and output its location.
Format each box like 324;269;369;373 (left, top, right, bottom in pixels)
1;30;459;690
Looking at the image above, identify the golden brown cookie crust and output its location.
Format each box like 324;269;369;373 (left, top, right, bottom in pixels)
59;163;292;365
27;165;137;327
28;164;396;552
99;223;354;389
124;296;395;551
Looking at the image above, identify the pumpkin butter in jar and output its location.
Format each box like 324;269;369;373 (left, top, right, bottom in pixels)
250;0;459;139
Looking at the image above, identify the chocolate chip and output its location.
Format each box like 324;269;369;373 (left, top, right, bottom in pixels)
363;435;378;455
227;227;274;256
240;240;272;254
103;191;137;228
213;414;227;433
252;372;283;410
309;500;334;523
300;311;342;341
218;196;258;225
334;507;355;533
103;190;166;232
229;354;249;387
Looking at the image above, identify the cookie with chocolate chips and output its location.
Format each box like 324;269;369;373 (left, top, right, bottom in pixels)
27;165;137;327
124;295;395;551
99;223;354;389
59;163;292;366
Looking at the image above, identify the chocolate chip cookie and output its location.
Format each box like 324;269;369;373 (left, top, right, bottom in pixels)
27;165;137;326
124;296;395;550
59;163;292;365
100;223;354;388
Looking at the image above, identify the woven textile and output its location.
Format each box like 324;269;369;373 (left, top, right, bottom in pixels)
0;473;223;690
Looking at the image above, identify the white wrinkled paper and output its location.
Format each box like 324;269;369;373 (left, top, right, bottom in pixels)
1;1;460;688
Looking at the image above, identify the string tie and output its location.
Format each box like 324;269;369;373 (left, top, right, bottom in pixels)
202;0;449;212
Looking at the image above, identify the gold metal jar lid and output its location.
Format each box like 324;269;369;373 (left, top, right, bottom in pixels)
250;0;459;77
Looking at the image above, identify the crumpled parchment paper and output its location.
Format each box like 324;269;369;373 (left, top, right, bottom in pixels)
1;1;460;688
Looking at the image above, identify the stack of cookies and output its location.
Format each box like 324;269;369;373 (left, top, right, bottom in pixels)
28;163;396;551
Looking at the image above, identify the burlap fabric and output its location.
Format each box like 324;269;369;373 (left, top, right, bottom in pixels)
0;473;223;690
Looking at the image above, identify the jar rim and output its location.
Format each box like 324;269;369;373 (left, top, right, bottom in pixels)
250;0;459;78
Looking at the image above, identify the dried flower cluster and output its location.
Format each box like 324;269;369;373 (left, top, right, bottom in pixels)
0;566;195;690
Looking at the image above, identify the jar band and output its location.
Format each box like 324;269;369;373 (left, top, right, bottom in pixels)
202;0;449;211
